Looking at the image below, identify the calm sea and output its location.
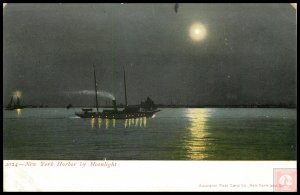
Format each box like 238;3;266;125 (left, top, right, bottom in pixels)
3;108;297;160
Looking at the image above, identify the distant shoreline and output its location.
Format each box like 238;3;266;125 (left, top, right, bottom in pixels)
4;105;296;109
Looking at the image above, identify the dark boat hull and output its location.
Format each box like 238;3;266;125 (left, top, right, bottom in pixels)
75;110;160;119
5;106;24;111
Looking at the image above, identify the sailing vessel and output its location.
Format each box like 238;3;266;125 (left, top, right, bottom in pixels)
5;96;25;110
75;65;160;119
5;97;14;110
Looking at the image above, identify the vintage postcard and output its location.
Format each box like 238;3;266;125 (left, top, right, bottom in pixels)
3;3;297;192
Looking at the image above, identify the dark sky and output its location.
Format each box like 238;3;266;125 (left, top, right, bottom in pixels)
3;3;297;107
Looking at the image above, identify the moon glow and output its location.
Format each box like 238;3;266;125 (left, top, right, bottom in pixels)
189;23;207;41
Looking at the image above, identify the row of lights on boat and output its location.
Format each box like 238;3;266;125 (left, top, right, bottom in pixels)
91;114;146;118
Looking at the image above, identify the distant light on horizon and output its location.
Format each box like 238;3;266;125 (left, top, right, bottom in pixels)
189;23;207;42
14;90;22;99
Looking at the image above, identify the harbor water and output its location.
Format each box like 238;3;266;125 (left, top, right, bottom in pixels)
3;108;297;160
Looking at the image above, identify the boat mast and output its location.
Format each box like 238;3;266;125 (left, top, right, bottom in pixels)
93;64;99;113
123;66;128;106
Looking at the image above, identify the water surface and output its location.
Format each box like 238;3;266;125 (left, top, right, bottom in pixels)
3;108;297;160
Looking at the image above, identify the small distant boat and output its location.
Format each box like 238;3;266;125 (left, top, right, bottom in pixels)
75;65;160;119
5;96;25;110
66;104;73;109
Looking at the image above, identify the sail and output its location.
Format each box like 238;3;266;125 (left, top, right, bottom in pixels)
6;96;14;108
16;97;21;107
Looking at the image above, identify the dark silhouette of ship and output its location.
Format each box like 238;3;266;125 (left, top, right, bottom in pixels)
5;96;25;110
66;104;73;109
75;65;160;119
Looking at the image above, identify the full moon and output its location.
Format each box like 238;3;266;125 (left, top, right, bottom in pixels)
189;23;207;41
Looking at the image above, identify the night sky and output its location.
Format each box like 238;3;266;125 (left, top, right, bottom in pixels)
3;3;297;107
